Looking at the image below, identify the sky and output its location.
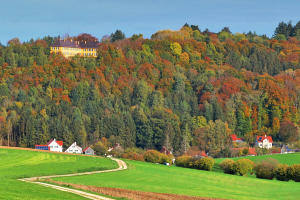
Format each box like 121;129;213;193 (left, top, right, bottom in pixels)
0;0;299;44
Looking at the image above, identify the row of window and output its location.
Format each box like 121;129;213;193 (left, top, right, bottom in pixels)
62;52;97;56
83;53;96;56
51;47;96;51
83;48;96;51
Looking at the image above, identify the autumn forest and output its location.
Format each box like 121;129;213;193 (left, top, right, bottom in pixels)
0;21;299;157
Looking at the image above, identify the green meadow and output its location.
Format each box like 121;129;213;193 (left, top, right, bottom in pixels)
215;153;300;165
54;157;300;200
0;148;117;200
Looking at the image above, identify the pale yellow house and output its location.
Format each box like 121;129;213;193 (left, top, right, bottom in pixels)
50;39;98;58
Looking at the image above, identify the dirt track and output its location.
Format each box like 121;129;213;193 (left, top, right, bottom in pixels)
2;146;225;200
19;157;127;200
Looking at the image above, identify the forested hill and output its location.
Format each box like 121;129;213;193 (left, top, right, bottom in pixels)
0;22;299;157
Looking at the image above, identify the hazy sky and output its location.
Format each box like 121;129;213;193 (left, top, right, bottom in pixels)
0;0;299;44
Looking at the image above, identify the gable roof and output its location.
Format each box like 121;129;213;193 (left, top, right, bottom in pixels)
83;146;93;152
47;139;63;146
47;139;54;145
256;135;273;143
56;141;63;146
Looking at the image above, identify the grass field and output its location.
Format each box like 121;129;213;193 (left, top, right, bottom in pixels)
54;157;300;200
0;147;117;200
215;153;300;165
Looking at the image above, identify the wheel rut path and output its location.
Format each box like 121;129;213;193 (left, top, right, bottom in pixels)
19;158;127;200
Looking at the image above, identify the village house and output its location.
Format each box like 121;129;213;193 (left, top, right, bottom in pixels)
231;134;243;143
47;139;63;152
83;147;95;155
65;142;82;154
256;135;273;149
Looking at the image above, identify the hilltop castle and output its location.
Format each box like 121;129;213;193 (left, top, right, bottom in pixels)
50;39;98;58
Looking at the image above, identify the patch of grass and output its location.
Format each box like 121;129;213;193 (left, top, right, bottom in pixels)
54;159;300;200
0;148;117;200
215;153;300;165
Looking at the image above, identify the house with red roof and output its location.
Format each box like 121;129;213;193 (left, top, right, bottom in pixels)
47;138;63;152
231;134;243;143
256;135;273;149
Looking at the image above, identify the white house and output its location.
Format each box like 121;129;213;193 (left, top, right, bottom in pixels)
65;142;83;154
256;135;273;149
47;139;63;152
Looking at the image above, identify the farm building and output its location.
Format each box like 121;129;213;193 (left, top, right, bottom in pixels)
65;142;82;154
231;134;243;142
256;135;273;149
83;147;95;155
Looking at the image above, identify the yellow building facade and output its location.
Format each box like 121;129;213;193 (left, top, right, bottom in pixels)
50;40;98;58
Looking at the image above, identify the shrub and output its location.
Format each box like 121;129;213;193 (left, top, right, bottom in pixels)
121;152;144;161
143;150;172;165
241;148;249;156
175;155;192;167
160;153;172;164
194;157;215;171
275;164;290;181
143;150;162;163
93;141;107;156
220;159;236;174
233;159;254;176
288;164;300;182
254;158;279;179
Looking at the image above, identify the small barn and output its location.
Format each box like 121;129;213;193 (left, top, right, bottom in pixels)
83;147;95;155
65;142;82;154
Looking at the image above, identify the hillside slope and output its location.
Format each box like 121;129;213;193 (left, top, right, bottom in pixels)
0;147;117;200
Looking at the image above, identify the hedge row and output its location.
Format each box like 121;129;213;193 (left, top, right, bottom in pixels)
144;150;173;164
255;159;300;182
175;156;215;171
121;149;173;164
220;159;254;176
220;158;300;182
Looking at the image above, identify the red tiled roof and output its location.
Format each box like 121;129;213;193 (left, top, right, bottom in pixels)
256;135;273;143
83;147;89;152
47;139;63;146
56;141;63;146
47;139;54;145
248;148;256;155
200;151;208;157
231;134;242;142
